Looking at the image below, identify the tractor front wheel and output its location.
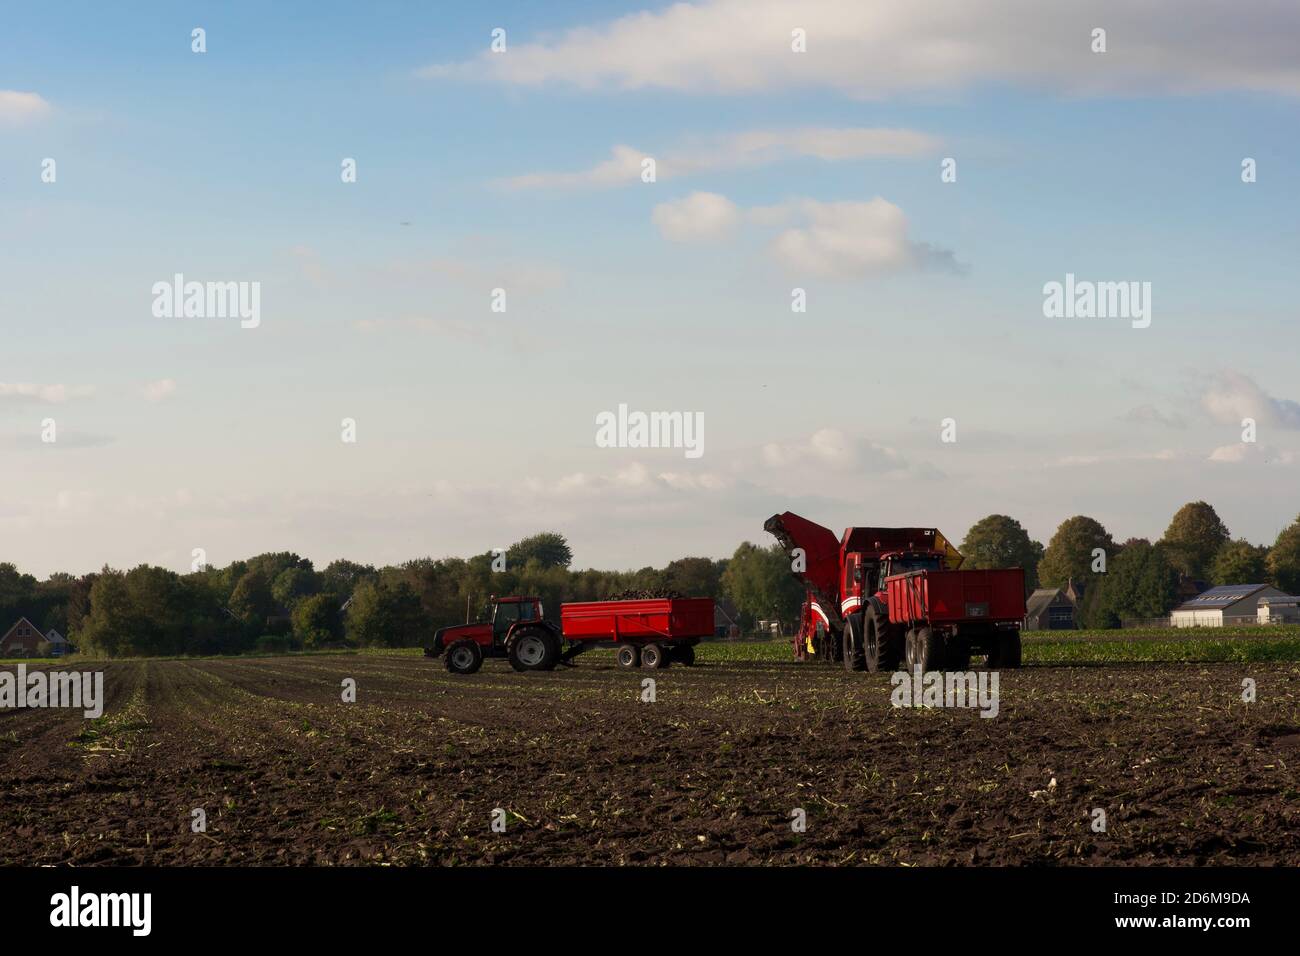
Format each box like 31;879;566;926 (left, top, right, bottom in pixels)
445;640;484;675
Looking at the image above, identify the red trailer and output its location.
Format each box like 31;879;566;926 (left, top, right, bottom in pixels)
427;595;713;674
886;568;1026;671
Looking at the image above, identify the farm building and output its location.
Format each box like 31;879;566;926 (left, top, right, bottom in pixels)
1;618;48;657
44;629;72;657
1258;597;1300;625
1024;587;1078;630
1170;584;1290;627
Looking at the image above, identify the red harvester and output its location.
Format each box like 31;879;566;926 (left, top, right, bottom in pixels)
764;512;1026;672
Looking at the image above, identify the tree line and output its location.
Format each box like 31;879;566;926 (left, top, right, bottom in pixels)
3;506;1299;657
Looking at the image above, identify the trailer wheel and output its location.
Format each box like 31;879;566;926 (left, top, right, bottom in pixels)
641;643;668;669
615;643;641;669
445;640;483;675
989;629;1022;669
842;614;865;671
864;611;901;673
508;629;559;672
671;644;696;667
905;627;944;672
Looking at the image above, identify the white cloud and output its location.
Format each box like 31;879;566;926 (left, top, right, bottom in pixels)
1207;443;1294;465
0;90;51;124
0;383;95;404
498;127;940;191
762;198;961;277
141;379;177;402
651;194;959;275
762;428;907;473
419;0;1300;99
652;192;740;243
1200;371;1300;429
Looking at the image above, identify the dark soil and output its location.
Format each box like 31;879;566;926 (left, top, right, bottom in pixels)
1;656;1297;865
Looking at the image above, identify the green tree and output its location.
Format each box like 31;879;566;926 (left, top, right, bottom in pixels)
1037;516;1115;589
959;515;1044;591
320;559;377;596
271;565;319;609
505;532;573;571
1209;539;1268;586
1086;541;1180;628
1160;501;1230;579
720;542;803;631
291;593;343;647
228;569;276;627
661;556;726;597
1267;515;1300;594
345;579;431;647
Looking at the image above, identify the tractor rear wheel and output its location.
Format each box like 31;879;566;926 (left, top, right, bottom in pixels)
842;614;866;671
445;640;483;675
615;643;641;669
988;629;1022;669
641;643;668;669
508;629;559;672
864;611;901;673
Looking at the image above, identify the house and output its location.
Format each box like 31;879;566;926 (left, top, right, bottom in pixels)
1171;584;1289;627
1257;596;1300;625
1;618;48;658
713;602;740;639
44;628;72;657
1024;588;1078;630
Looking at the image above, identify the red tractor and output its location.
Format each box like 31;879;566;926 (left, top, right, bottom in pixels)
765;512;1025;672
427;595;713;674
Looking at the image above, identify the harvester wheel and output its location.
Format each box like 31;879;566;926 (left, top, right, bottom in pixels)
990;629;1022;669
842;615;866;671
445;640;483;675
508;629;559;672
672;644;696;667
615;643;641;669
864;611;901;673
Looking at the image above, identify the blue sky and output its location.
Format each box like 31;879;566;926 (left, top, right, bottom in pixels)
3;1;1298;576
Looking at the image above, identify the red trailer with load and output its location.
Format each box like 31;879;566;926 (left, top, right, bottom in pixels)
764;511;1026;672
426;595;713;674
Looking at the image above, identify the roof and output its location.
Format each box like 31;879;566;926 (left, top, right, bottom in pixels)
45;630;69;645
1;617;45;644
1173;584;1269;611
1026;588;1069;617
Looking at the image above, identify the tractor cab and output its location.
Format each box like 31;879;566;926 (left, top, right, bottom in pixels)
429;595;544;658
487;596;544;646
